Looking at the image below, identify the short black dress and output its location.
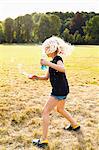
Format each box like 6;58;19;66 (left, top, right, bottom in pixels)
49;56;69;96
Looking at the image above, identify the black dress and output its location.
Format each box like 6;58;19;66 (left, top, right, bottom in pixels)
49;56;69;96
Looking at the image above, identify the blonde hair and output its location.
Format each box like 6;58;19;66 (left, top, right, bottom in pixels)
42;36;74;56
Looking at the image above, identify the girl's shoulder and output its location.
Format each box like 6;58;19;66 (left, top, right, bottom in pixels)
54;55;63;62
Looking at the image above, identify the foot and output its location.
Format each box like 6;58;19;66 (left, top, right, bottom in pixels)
63;124;73;131
64;124;80;131
72;124;80;131
32;139;48;148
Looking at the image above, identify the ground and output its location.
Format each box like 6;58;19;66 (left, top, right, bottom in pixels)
0;45;99;150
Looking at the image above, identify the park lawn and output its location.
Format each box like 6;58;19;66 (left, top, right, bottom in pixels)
65;45;99;86
0;44;98;86
0;45;99;150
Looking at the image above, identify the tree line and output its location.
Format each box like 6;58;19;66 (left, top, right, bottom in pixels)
0;11;99;44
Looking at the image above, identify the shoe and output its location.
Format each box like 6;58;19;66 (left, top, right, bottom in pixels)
63;124;73;131
64;124;80;131
72;124;80;131
32;139;48;148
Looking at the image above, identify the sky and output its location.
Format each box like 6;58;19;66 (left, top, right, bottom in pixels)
0;0;99;20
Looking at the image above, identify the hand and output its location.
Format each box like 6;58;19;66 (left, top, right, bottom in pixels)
28;75;38;80
40;59;49;66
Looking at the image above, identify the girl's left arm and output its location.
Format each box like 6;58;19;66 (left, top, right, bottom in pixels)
48;60;65;73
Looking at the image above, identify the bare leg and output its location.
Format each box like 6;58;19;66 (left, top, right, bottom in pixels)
57;100;77;126
42;96;58;140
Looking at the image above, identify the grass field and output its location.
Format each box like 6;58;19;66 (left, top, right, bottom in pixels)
0;45;99;150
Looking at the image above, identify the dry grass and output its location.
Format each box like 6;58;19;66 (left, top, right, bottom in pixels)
0;45;99;150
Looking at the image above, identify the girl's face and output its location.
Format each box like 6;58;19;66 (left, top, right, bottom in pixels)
47;53;53;57
45;47;58;58
46;51;57;58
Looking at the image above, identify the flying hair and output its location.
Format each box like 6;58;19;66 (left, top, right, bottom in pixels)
42;36;74;56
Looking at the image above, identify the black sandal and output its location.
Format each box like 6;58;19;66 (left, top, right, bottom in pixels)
64;124;80;131
32;139;48;148
63;124;73;131
72;125;80;131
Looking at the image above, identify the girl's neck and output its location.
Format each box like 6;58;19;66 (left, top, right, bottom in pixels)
51;52;57;59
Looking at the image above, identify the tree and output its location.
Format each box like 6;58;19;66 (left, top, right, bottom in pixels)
23;14;33;42
73;30;84;44
37;14;61;42
49;15;61;36
69;12;85;35
62;28;74;43
84;15;99;44
0;22;4;43
32;13;42;43
14;16;25;43
37;14;51;42
84;34;93;44
1;11;98;44
47;12;74;21
47;12;74;35
4;18;14;43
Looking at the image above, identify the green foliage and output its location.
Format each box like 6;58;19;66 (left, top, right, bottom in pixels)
37;14;51;42
62;28;74;43
0;23;4;43
49;15;61;36
32;13;42;43
37;14;61;42
4;18;14;43
69;12;85;35
23;14;33;42
14;15;33;43
73;30;84;44
0;12;99;44
14;16;24;43
84;15;99;44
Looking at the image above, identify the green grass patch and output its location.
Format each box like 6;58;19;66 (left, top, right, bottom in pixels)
0;44;99;85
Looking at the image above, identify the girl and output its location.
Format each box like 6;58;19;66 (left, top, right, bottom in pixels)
31;36;80;148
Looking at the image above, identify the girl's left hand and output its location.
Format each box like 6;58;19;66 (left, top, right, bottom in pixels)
40;59;49;66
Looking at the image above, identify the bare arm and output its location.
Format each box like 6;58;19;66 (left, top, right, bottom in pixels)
41;59;65;73
48;60;65;73
38;70;49;80
29;70;49;80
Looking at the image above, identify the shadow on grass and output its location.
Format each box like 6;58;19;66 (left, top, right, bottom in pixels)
72;129;86;150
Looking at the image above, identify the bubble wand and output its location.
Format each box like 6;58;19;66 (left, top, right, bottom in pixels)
41;50;47;70
17;64;33;78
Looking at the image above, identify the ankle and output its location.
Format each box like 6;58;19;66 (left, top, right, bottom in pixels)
42;137;48;141
72;123;80;128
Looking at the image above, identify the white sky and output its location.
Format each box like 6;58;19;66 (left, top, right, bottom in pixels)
0;0;99;21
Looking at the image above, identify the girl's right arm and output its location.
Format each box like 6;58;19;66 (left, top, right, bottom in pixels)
29;70;49;80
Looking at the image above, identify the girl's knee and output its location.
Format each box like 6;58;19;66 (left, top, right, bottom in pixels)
57;107;64;113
